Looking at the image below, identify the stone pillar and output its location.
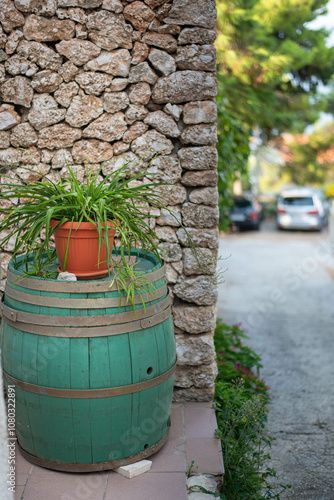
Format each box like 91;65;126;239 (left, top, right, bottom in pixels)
0;0;218;401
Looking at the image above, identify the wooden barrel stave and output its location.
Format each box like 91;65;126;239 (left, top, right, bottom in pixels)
1;250;176;471
10;377;174;465
4;276;167;317
2;318;175;388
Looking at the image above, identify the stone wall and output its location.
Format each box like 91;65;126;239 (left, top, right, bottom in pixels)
0;0;219;401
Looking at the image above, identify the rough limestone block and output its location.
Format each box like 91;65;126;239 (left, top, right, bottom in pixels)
115;460;152;478
176;44;216;71
175;333;216;365
175;362;218;388
173;386;215;403
23;15;75;42
0;104;20;131
152;70;217;104
173;304;216;334
17;40;62;70
57;271;77;281
187;474;218;493
178;27;216;45
174;275;218;305
164;0;216;29
188;493;217;500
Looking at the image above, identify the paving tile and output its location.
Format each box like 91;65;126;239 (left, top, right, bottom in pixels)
14;485;25;500
105;471;188;500
23;471;107;500
16;471;32;488
184;406;218;439
169;403;184;440
26;464;77;476
184;402;215;409
15;446;33;486
186;437;224;475
150;437;186;473
13;402;223;499
16;445;33;475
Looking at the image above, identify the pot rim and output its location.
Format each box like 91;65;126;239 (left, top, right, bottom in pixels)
49;220;117;230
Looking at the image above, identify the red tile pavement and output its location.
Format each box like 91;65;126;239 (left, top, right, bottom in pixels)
14;485;25;500
23;471;108;500
186;437;224;475
150;436;186;473
105;471;188;500
184;406;218;439
13;403;223;499
169;404;184;440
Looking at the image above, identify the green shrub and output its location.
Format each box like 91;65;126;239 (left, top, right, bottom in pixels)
215;320;270;404
214;320;291;499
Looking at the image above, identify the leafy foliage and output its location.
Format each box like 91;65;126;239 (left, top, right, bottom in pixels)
20;246;58;279
0;161;165;271
216;0;334;137
0;158;223;308
214;320;291;499
110;257;156;314
216;380;290;499
216;0;334;218
215;319;270;406
217;86;251;229
280;123;334;185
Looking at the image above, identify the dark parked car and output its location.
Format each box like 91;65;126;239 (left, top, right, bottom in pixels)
229;196;264;230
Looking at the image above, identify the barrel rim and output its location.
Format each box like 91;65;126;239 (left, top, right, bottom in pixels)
8;249;165;293
9;247;161;280
4;282;168;309
1;298;172;336
18;432;170;472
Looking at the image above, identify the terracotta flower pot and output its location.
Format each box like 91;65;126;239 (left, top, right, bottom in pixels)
50;220;117;280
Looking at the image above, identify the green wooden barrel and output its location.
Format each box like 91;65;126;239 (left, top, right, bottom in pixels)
0;250;176;472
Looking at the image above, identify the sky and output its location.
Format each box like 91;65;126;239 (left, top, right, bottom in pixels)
308;0;334;47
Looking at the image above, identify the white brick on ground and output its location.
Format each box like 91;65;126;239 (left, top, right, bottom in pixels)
115;460;152;478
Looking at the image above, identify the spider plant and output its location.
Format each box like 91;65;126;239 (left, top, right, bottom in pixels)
21;245;58;280
0;157;165;273
110;256;156;314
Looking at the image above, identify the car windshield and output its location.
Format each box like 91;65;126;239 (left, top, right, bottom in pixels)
282;196;314;206
234;199;252;208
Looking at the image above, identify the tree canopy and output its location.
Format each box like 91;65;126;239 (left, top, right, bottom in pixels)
216;0;334;216
216;0;334;137
272;124;334;185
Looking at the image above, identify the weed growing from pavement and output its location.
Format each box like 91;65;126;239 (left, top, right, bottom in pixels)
214;320;291;499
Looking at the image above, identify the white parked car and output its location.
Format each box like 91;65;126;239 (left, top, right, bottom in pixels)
277;188;329;231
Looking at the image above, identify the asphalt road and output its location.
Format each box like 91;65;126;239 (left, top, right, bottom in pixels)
217;219;334;499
